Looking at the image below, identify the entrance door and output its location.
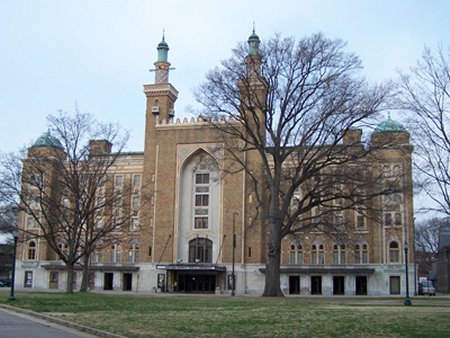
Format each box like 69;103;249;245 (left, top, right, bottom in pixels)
390;276;400;295
311;276;322;295
178;274;216;293
123;273;132;291
333;276;345;295
24;271;33;288
355;276;367;295
289;276;300;294
49;271;59;289
104;273;113;290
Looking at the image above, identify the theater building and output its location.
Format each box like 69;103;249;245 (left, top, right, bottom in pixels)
15;31;415;296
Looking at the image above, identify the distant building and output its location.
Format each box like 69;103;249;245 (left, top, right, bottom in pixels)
0;244;14;279
436;222;450;293
15;31;415;296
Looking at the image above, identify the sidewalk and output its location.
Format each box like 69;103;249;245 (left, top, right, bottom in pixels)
0;304;125;338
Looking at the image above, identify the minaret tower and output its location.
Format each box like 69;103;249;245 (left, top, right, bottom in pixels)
239;28;267;142
144;33;178;124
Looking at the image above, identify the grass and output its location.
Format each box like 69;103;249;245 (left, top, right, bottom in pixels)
1;291;450;338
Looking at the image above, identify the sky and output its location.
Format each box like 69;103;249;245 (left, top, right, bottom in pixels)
0;0;448;230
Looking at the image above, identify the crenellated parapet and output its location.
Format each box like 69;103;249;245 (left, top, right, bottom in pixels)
155;115;237;128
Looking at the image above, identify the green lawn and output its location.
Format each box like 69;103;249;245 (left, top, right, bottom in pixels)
1;291;450;338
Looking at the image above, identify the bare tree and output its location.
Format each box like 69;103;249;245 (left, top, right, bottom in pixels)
397;45;450;216
415;217;442;254
0;109;133;293
0;204;18;241
196;33;401;296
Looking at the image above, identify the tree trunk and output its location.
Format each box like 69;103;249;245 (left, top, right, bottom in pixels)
262;222;284;297
79;252;90;292
66;263;74;293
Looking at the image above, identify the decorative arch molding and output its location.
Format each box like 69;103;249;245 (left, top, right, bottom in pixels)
312;238;324;246
177;143;223;172
355;239;369;247
175;145;222;264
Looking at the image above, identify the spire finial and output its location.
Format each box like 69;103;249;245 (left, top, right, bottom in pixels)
253;21;256;34
162;29;165;41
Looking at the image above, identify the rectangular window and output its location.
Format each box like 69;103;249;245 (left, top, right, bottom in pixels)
290;252;296;265
133;174;141;187
355;250;361;264
390;250;399;263
394;213;402;225
132;196;140;215
319;252;325;264
340;251;346;264
332;251;339;265
362;251;368;264
148;246;152;257
248;247;252;258
194;217;208;229
131;218;139;231
385;213;392;225
115;175;123;187
195;173;209;184
193;172;210;230
195;194;209;207
335;216;343;227
26;216;35;229
357;215;365;227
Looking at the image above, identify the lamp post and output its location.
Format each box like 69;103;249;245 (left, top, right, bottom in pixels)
403;241;412;306
231;211;238;296
9;230;18;301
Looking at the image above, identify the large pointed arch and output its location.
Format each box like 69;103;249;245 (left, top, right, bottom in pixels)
175;148;221;263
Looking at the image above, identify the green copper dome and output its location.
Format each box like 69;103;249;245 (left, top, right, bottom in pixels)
32;131;64;150
374;113;407;133
247;28;261;56
157;34;169;62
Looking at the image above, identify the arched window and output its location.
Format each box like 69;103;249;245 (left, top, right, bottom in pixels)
362;244;368;263
389;241;400;263
355;242;369;264
128;241;140;263
27;241;36;260
110;242;122;263
289;242;303;265
92;250;103;263
57;241;68;259
311;243;325;265
189;238;212;263
332;244;346;264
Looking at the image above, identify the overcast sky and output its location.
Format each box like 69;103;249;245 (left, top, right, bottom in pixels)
1;0;449;154
0;0;448;241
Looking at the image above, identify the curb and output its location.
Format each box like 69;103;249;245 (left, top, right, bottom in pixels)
0;303;126;338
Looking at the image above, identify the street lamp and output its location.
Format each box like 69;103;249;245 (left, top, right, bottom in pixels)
231;211;238;296
9;229;19;301
403;241;412;306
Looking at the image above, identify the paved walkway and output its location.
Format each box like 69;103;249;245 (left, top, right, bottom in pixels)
0;307;98;338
